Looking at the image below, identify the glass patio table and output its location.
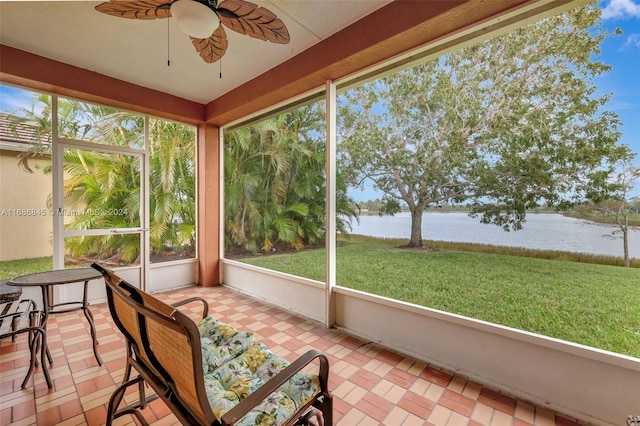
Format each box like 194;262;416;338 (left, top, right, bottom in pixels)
7;268;104;366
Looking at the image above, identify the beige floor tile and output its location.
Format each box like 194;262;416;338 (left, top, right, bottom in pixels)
425;382;446;402
333;380;357;399
357;415;381;426
403;413;427;426
490;409;513;426
516;400;536;423
448;411;470;426
409;377;431;396
385;383;407;404
372;378;395;397
343;384;368;406
408;361;428;376
338;408;366;425
429;405;453;426
462;381;482;400
447;376;467;393
384;406;410;425
471;402;494;424
535;407;557;426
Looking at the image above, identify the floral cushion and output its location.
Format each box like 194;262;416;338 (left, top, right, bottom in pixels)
198;318;320;425
198;316;255;373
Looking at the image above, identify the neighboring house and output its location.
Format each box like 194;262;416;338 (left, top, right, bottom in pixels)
0;112;53;261
0;112;47;151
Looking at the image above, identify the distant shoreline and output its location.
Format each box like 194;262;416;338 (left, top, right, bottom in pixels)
358;208;640;227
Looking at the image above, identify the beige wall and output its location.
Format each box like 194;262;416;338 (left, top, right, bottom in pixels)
0;150;52;261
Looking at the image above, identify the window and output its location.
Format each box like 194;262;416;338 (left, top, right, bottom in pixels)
149;118;196;264
334;2;639;358
0;86;197;277
223;100;333;281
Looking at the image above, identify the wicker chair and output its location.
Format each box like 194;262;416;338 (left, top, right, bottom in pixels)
93;263;332;426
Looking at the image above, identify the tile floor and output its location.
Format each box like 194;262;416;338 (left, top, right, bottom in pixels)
0;285;586;426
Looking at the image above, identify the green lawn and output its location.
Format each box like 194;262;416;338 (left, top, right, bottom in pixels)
0;256;53;280
0;257;96;281
237;239;640;359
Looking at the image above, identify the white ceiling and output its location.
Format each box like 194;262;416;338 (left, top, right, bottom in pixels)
0;0;392;104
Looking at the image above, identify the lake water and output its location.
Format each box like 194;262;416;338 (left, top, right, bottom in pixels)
350;212;640;259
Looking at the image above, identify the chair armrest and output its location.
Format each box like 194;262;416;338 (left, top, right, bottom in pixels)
171;297;209;319
221;349;330;425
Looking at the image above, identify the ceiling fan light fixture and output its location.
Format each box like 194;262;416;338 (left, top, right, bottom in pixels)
96;0;290;64
170;0;217;39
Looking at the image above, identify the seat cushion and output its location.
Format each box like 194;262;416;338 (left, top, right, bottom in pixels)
201;336;320;425
198;316;255;374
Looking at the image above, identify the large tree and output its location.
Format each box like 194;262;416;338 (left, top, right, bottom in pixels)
600;155;639;267
338;2;629;247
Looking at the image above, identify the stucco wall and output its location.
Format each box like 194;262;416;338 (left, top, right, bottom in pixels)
0;150;52;261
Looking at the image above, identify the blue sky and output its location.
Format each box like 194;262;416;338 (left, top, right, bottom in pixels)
597;0;640;153
0;84;34;114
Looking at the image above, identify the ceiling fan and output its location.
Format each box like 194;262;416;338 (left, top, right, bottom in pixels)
95;0;290;64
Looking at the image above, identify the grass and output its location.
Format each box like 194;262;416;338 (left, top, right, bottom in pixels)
0;256;53;280
0;257;99;281
236;237;640;359
408;238;640;268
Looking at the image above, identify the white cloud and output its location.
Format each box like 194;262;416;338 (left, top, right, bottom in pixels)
601;0;640;20
622;32;640;48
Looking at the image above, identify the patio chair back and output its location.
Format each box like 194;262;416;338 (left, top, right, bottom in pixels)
96;264;216;424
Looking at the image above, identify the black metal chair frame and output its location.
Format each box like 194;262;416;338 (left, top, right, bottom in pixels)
0;299;52;389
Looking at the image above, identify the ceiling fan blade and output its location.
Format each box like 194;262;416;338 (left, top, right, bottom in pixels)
95;0;172;20
191;25;229;64
216;0;289;44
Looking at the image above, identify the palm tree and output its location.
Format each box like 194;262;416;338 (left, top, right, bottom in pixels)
148;118;196;260
6;94;196;264
10;93;85;173
224;103;358;254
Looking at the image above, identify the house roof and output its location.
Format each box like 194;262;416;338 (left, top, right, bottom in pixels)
0;113;48;152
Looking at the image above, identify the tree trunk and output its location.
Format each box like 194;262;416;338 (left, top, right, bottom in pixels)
623;227;630;267
408;208;423;247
